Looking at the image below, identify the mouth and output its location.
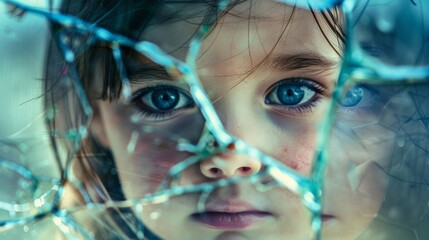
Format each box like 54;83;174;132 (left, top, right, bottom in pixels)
191;199;272;229
191;211;272;229
192;212;334;229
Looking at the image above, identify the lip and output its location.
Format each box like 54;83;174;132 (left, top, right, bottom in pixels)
191;200;272;229
191;211;272;229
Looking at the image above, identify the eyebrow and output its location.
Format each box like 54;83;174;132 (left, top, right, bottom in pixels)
127;52;339;82
126;54;174;83
128;64;172;83
268;53;339;73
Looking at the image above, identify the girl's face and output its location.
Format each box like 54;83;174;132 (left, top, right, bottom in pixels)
90;1;388;239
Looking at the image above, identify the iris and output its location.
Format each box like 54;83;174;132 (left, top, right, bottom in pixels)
151;88;179;110
277;83;305;105
132;85;194;120
265;79;321;109
339;87;363;107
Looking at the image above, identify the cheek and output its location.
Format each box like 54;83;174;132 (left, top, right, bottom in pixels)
264;110;324;176
115;139;195;197
270;128;318;176
282;142;315;175
99;105;198;197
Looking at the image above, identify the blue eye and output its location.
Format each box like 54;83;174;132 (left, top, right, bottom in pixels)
338;86;363;107
336;84;386;119
276;83;307;105
150;88;179;110
132;85;194;119
265;79;324;109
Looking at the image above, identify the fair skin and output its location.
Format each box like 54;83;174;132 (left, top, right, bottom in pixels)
90;1;389;239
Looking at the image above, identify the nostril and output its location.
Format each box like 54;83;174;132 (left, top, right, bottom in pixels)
200;156;262;178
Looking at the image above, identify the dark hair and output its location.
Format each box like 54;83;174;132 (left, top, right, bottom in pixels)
45;1;345;239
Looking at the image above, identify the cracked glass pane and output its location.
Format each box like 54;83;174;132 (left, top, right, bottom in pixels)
0;0;428;240
0;0;61;227
320;1;429;239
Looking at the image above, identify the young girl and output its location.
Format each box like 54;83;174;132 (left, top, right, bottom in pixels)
39;0;429;239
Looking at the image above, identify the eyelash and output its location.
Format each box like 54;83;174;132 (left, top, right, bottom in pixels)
285;97;323;114
131;84;194;121
264;78;327;115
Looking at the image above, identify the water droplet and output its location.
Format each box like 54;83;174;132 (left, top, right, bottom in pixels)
18;179;31;190
9;210;16;217
131;113;141;123
397;135;405;147
65;50;75;62
46;106;56;120
387;207;400;219
127;131;139;153
150;211;161;220
142;125;154;133
152;138;162;146
376;18;394;32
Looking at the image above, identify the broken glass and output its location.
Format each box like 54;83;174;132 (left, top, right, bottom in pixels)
322;1;429;239
0;0;428;239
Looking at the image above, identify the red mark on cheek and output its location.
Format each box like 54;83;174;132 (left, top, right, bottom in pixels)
289;159;312;175
281;147;301;170
291;161;310;171
278;147;312;174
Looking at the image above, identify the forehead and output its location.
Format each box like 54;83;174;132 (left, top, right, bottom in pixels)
140;1;340;69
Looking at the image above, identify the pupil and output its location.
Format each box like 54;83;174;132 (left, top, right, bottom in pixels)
339;87;363;107
151;88;179;110
277;84;304;105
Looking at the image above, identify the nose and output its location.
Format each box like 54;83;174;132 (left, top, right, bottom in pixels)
200;154;262;178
